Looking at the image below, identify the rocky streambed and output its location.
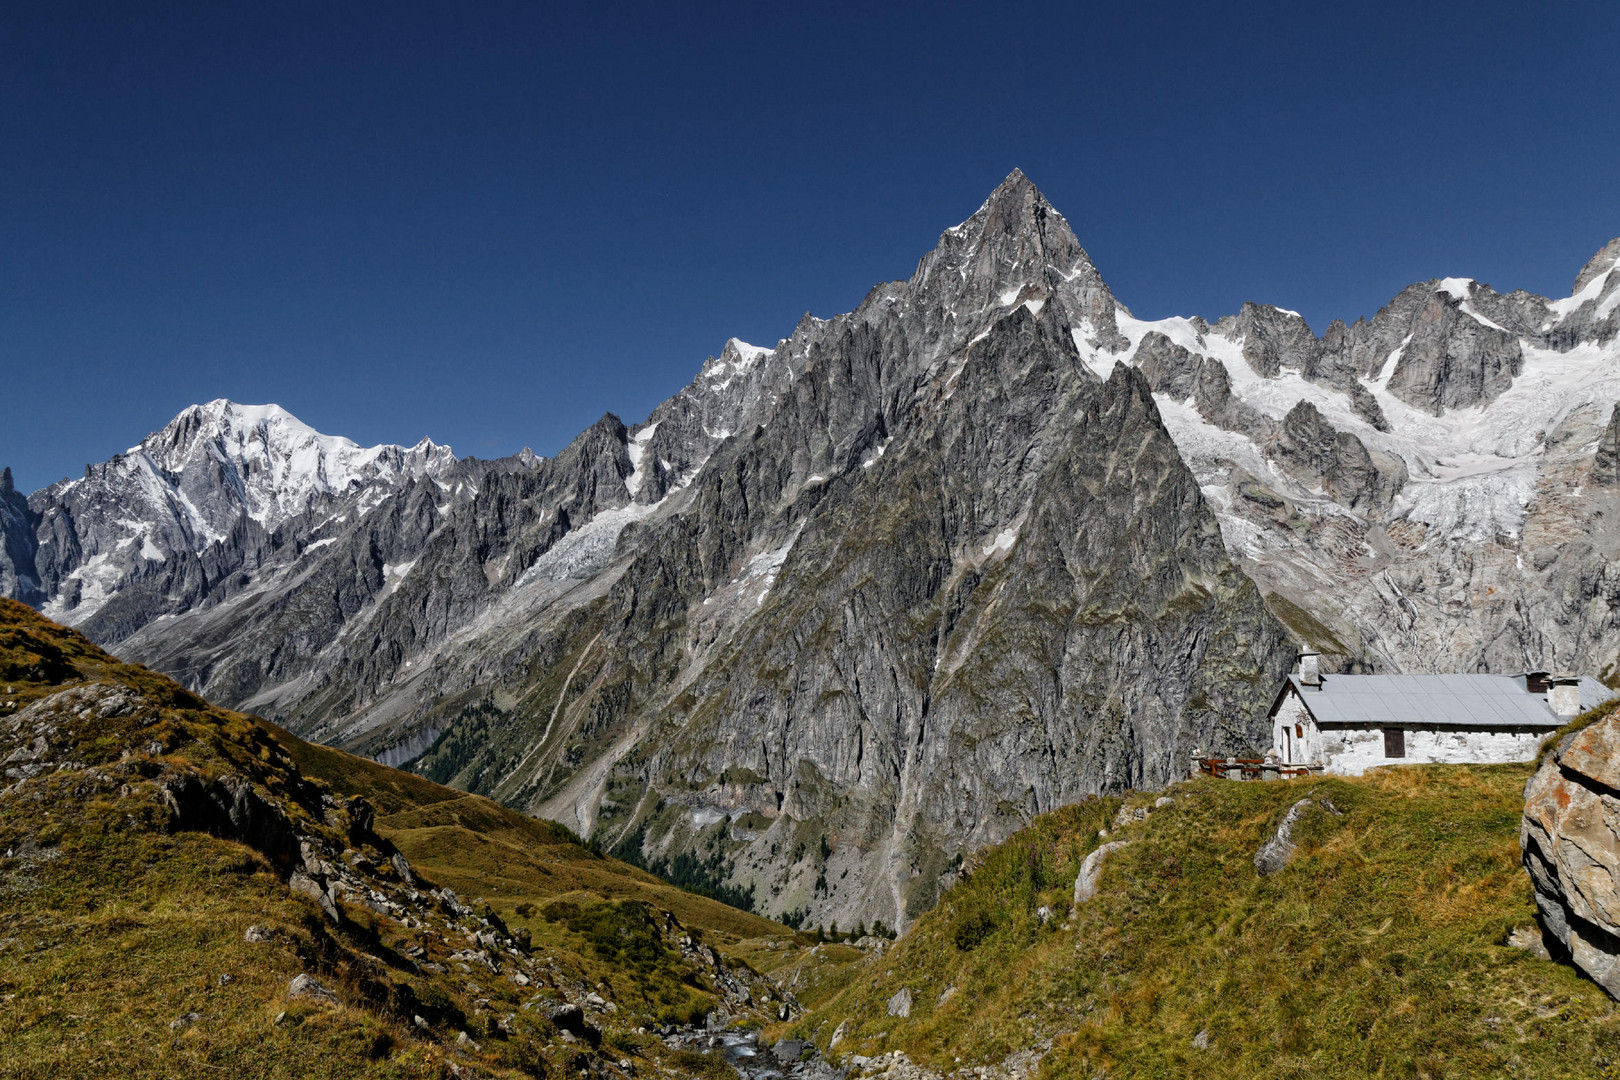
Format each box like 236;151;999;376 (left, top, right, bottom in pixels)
662;1026;843;1080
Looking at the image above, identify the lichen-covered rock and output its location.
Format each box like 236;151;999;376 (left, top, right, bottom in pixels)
1073;840;1133;907
1254;799;1314;877
1521;713;1620;997
287;973;337;1002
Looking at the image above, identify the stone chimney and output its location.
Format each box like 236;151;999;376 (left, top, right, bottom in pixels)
1297;651;1321;688
1550;674;1582;719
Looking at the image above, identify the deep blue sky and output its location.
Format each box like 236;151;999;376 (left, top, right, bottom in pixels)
5;2;1618;491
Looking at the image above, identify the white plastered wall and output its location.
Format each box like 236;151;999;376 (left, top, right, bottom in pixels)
1316;726;1550;776
1271;687;1317;764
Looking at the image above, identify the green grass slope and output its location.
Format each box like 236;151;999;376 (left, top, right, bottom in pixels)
275;724;786;944
784;766;1620;1079
0;599;792;1080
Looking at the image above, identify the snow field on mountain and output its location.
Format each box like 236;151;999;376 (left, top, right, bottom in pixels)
1101;303;1620;546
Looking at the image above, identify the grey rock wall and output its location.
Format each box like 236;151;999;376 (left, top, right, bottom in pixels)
1593;406;1620;486
1268;402;1406;513
0;468;41;606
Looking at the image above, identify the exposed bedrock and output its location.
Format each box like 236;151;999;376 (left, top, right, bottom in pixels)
1522;711;1620;998
1266;401;1407;513
1232;302;1320;379
0;468;41;607
1592;405;1620;487
1384;289;1525;415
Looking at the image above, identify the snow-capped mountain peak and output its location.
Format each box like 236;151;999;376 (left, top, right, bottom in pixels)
138;398;454;529
22;399;457;627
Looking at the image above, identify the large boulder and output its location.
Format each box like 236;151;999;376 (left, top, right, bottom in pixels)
1521;711;1620;996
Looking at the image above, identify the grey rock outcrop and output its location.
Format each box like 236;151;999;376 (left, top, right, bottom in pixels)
1267;402;1406;512
0;468;40;607
1383;286;1524;415
1226;303;1320;379
1253;798;1316;877
910;168;1130;353
1132;330;1277;442
1574;238;1620;297
1073;840;1133;906
287;974;337;1002
1522;710;1620;997
1190;357;1274;440
1555;236;1620;349
1593;405;1620;486
1345;382;1390;432
1132;332;1202;400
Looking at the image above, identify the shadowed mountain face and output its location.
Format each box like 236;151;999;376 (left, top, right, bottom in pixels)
7;171;1618;927
0;172;1294;929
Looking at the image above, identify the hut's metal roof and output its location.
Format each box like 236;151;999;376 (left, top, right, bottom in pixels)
1278;673;1607;729
1578;676;1617;713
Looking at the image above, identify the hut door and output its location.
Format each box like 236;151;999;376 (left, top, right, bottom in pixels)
1282;727;1292;761
1384;728;1406;758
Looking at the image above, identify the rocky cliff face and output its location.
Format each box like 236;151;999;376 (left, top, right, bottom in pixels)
301;172;1289;930
0;467;41;606
1110;243;1620;676
5;171;1619;926
1522;709;1620;997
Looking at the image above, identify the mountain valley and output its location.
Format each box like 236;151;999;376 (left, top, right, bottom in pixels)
5;597;1610;1079
0;597;805;1078
4;172;1619;933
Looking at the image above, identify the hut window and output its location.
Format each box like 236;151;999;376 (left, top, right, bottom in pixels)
1295;724;1304;738
1384;728;1406;758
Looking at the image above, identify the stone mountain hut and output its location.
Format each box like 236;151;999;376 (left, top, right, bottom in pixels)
1268;652;1616;775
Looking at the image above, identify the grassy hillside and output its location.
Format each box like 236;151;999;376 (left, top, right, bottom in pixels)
780;766;1620;1079
0;598;794;1080
10;592;1610;1079
276;724;785;943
